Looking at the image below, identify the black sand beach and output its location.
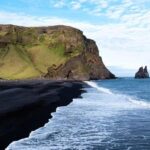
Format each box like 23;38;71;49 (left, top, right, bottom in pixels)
0;80;84;150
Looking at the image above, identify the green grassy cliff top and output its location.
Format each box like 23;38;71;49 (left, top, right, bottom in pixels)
0;25;115;80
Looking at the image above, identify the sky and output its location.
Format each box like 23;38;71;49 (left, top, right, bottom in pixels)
0;0;150;76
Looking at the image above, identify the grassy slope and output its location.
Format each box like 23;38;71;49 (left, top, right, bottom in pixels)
0;26;83;79
0;45;40;79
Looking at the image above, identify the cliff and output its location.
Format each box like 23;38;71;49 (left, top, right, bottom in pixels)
0;24;115;80
135;66;149;78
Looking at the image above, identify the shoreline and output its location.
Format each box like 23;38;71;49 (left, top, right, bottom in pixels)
0;80;85;150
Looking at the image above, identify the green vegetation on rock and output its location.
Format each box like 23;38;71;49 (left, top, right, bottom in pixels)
0;25;115;80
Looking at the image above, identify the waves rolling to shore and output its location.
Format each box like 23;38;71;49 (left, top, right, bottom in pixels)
85;81;150;109
7;78;150;150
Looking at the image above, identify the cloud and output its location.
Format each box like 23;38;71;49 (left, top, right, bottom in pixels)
51;0;150;24
0;10;150;69
70;1;81;10
53;0;65;8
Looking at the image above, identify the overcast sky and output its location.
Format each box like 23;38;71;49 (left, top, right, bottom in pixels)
0;0;150;76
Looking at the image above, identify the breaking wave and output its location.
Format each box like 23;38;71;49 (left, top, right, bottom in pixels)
7;79;150;150
85;81;150;109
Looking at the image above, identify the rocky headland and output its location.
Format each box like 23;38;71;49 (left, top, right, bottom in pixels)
0;25;115;149
135;66;149;78
0;24;115;80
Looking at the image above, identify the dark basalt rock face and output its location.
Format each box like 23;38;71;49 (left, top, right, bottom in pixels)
135;66;149;78
44;29;116;80
45;54;115;80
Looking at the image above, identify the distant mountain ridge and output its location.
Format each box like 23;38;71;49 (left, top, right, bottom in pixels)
0;24;115;80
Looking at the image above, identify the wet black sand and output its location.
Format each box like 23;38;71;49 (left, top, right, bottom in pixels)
0;80;84;150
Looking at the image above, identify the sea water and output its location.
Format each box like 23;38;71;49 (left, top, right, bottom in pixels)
7;78;150;150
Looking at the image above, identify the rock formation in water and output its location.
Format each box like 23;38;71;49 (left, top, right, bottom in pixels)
0;24;115;80
135;66;149;78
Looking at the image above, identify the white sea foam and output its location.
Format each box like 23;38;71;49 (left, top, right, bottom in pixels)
85;81;113;94
6;80;150;150
85;81;150;109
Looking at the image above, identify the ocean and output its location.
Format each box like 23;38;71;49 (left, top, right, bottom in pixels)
6;78;150;150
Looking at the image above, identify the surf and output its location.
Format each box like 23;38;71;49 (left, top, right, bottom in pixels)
85;81;150;109
7;79;150;150
85;81;113;94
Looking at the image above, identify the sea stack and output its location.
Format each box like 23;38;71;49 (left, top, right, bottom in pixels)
135;66;149;78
